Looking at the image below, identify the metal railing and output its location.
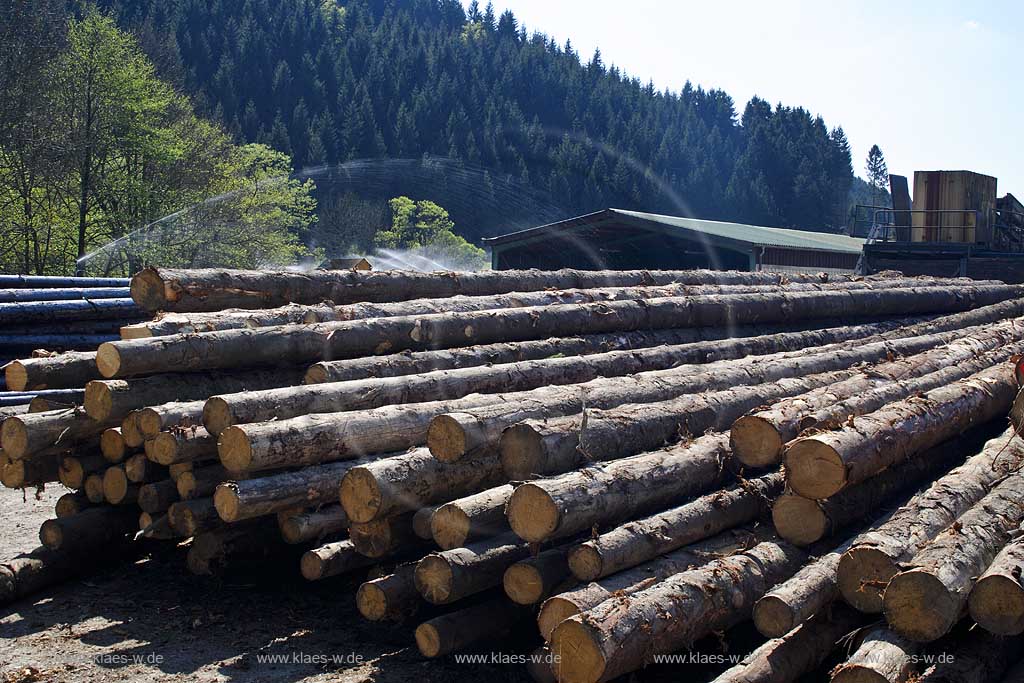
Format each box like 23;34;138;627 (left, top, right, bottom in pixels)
867;209;980;244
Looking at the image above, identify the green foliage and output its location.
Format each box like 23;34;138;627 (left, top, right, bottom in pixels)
375;196;487;271
865;144;890;208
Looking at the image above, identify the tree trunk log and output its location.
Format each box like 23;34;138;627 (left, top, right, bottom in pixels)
83;472;106;503
120;412;145;448
968;530;1024;636
0;542;134;608
138;479;179;514
412;506;436;541
100;427;127;463
0;286;131;302
175;465;226;500
356;563;420;621
185;520;291;575
504;546;572;605
431;484;514;550
414;597;528;658
300;539;377;580
2;408;114;459
349;513;418;558
567;472;782;580
830;627;918;683
339;447;506;523
146;427;217;466
883;470;1024;642
414;532;531;604
55;491;93;517
1;453;60;488
58;454;105;489
136;401;206;438
38;507;138;550
785;363;1017;499
550;539;808;683
278;505;349;544
0;298;145;325
168;497;221;536
124;452;165;483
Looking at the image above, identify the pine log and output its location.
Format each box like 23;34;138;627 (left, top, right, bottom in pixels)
772;431;977;546
506;434;734;543
136;401;207;438
785;363;1017;499
537;528;763;641
431;484;514;550
278;505;349;544
731;317;1024;467
175;465;226;500
4;351;101;391
349;513;418;558
503;546;572;605
214;459;369;522
55;491;93;517
550;539;808;683
415;597;528;658
339;447;506;523
0;298;144;325
712;605;865;683
145;427;216;465
566;471;782;580
100;284;1024;376
84;368;304;423
58;454;106;489
122;303;334;337
120;412;145;448
414;532;531;604
83;472;106;503
1;408;114;459
1;454;60;488
830;627;918;683
837;428;1024;613
38;507;138;550
883;469;1024;642
138;479;179;514
202;324;897;434
356;563;420;621
501;369;856;479
300;539;377;580
969;530;1024;635
129;266;836;312
167;497;220;536
28;393;84;413
412;506;436;541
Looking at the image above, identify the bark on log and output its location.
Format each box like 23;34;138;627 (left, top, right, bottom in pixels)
38;507;138;550
300;539;377;580
412;506;436;541
356;563;420;621
712;605;865;683
503;546;572;605
566;472;782;580
136;401;205;438
28;396;80;413
549;539;808;683
0;286;131;302
414;597;528;658
0;542;134;608
122;303;333;337
968;530;1024;635
785;363;1017;499
505;434;737;544
349;513;418;558
883;470;1024;642
145;427;217;466
278;505;349;544
58;454;105;489
430;484;514;550
0;298;144;325
501;370;855;479
731;318;1024;466
537;528;763;641
138;479;179;514
1;453;60;488
830;627;918;683
0;274;128;288
414;532;531;604
130;266;839;312
213;459;370;522
837;428;1024;613
100;284;1024;376
84;368;304;422
339;447;506;523
167;497;221;537
1;408;113;459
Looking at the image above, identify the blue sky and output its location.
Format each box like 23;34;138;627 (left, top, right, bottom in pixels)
479;0;1023;197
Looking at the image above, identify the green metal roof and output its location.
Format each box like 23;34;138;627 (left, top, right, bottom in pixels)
484;209;866;255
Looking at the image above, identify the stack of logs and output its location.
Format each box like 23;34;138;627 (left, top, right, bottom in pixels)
5;265;1024;682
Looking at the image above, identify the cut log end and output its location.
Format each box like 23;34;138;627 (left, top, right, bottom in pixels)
136;410;163;439
785;438;847;500
430;504;470;550
129;268;168;311
504;562;546;605
83;381;113;422
95;343;121;379
1;418;28;459
838;547;898;613
883;569;959;642
5;362;29;392
772;494;829;546
338;468;381;524
752;595;795;639
304;364;328;384
567;544;603;582
550;619;606;683
213;483;241;523
426;414;469;462
414;623;443;658
84;474;105;503
202;398;233;436
150;432;177;465
356;583;389;621
299;551;326;581
507;483;561;543
218;427;252;473
500;423;545;479
730;415;784;468
58;457;85;490
538;596;580;642
100;428;126;463
39;519;63;549
102;467;130;504
969;574;1024;635
414;555;454;604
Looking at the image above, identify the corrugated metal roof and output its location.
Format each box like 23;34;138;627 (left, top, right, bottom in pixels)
484;208;866;255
